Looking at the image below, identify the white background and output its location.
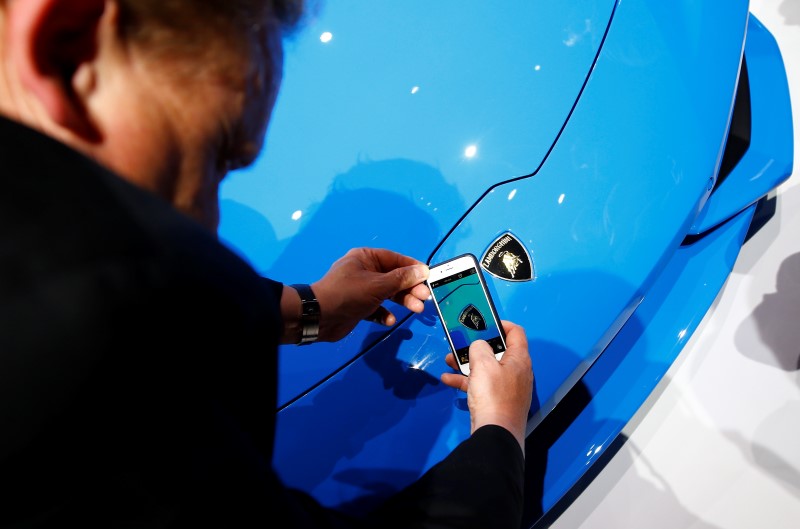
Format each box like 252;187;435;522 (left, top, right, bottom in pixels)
549;1;800;527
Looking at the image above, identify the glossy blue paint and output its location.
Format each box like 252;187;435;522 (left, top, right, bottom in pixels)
432;0;751;432
526;201;757;525
217;0;793;523
219;0;617;406
690;15;794;234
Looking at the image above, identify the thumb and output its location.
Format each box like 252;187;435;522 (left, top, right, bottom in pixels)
468;339;496;369
379;264;429;297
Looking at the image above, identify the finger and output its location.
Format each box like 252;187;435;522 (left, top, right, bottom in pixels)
390;283;431;313
368;248;427;273
375;264;429;304
393;264;429;290
366;249;429;290
468;339;497;368
441;372;469;392
396;291;426;313
445;351;459;371
502;321;527;346
367;306;395;326
501;321;529;357
499;321;532;371
409;283;432;301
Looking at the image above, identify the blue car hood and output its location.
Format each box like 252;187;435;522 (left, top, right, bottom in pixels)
220;0;618;405
217;0;794;516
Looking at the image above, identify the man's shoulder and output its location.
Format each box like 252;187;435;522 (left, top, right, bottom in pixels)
0;115;270;303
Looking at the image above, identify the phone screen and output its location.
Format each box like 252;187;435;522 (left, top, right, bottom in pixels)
428;255;506;374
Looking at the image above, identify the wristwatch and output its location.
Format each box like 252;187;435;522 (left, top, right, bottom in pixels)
290;284;320;345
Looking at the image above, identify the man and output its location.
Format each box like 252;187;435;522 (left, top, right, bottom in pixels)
0;1;534;527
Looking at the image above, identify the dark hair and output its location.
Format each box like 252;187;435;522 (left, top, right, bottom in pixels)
116;0;308;55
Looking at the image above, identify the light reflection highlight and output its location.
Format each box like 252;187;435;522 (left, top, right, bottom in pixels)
585;443;604;457
291;210;303;221
564;19;592;47
409;354;435;371
508;189;517;201
320;31;333;43
464;145;477;158
678;329;687;340
558;193;566;204
411;86;420;94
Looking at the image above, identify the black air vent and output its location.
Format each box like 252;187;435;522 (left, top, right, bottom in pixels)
714;56;752;192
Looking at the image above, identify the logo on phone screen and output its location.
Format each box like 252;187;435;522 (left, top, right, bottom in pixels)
458;304;487;331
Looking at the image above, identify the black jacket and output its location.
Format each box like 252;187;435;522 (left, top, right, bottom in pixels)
0;116;524;529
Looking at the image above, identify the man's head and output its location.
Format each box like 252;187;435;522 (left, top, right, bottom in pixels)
0;0;305;230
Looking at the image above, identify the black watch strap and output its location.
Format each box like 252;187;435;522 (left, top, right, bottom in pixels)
290;284;320;345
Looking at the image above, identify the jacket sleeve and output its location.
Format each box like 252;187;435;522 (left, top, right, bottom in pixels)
366;424;525;529
260;276;285;301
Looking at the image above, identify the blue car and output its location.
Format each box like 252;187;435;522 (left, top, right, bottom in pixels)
218;0;794;526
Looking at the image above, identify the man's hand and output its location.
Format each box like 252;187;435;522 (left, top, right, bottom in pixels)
441;321;533;454
309;247;430;342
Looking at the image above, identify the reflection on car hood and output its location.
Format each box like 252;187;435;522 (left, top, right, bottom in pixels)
219;0;616;405
221;0;615;273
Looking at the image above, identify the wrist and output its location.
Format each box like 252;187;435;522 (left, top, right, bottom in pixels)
280;285;302;344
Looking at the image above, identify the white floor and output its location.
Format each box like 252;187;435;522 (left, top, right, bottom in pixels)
549;1;800;528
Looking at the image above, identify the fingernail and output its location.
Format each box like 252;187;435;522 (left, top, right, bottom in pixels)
415;265;429;280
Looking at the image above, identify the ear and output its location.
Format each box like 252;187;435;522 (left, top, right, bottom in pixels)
6;0;108;140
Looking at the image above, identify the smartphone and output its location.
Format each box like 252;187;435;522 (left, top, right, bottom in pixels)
427;253;507;376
